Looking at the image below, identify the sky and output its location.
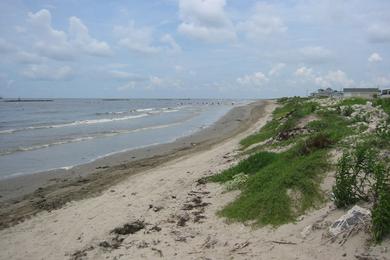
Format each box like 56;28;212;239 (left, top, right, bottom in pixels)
0;0;389;99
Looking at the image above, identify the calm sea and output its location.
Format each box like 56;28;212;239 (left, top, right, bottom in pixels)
0;98;247;179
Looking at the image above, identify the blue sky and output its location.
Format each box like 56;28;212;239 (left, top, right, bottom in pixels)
0;0;389;98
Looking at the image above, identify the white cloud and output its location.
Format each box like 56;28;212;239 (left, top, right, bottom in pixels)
27;9;111;60
15;51;45;64
0;73;15;89
295;67;353;88
28;9;74;60
178;24;236;43
237;72;269;87
314;70;354;88
0;38;16;53
69;17;111;56
149;76;183;89
160;34;181;53
109;70;147;82
368;24;390;43
295;66;313;77
178;0;236;43
109;70;134;80
238;3;287;40
150;76;164;86
21;64;74;81
374;76;390;87
15;25;27;33
368;52;383;63
174;65;183;72
268;63;286;76
300;46;332;64
114;22;160;54
117;81;136;91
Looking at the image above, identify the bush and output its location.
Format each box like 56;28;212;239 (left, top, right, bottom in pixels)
225;173;249;191
333;145;377;207
344;106;354;116
333;153;360;207
333;144;390;242
297;133;334;155
372;164;390;242
373;98;390;115
340;97;368;106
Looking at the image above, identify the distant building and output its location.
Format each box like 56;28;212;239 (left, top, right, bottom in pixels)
381;88;390;98
343;88;380;99
310;88;342;98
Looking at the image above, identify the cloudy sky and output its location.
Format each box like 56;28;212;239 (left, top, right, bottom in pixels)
0;0;389;98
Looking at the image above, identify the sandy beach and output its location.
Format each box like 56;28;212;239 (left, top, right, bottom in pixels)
0;100;388;260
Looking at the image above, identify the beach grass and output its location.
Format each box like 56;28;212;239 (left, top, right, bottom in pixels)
373;98;390;115
209;97;355;226
339;97;368;106
218;148;329;226
239;98;317;149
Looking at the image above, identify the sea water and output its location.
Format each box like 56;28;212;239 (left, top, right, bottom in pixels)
0;99;246;179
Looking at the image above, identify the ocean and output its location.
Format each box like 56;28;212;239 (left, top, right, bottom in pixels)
0;98;246;179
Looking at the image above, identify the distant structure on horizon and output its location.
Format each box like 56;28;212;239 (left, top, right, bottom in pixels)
310;87;389;99
343;88;380;99
310;88;342;98
381;88;390;98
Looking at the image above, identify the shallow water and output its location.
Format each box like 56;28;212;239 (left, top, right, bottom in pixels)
0;99;246;178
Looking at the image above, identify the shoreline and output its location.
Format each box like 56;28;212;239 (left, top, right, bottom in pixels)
0;98;388;259
0;101;244;181
0;100;271;230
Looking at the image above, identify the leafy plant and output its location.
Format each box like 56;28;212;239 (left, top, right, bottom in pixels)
339;97;368;106
333;152;360;207
344;105;354;116
297;132;334;155
372;163;390;242
333;145;377;207
333;144;390;242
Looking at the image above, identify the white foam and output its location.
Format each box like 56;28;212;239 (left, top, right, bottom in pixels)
0;113;149;134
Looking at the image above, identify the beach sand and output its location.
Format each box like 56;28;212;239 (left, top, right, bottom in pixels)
0;100;387;260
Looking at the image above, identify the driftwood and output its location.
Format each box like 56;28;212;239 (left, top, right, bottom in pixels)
268;240;297;245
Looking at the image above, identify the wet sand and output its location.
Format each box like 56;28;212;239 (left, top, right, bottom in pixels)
0;100;270;230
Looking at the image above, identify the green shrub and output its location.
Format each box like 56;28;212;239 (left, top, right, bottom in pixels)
297;133;334;155
333;153;360;207
344;106;354;116
307;120;328;132
373;98;390;115
372;164;390;242
225;173;249;191
333;144;390;242
333;145;378;207
340;98;368;106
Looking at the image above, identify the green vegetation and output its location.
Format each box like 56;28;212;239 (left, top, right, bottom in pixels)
209;96;389;242
372;172;390;242
219;148;328;226
208;151;277;183
239;120;279;149
339;97;368;106
240;97;317;149
373;98;390;115
333;144;390;242
209;97;355;226
310;111;352;143
333;145;375;207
